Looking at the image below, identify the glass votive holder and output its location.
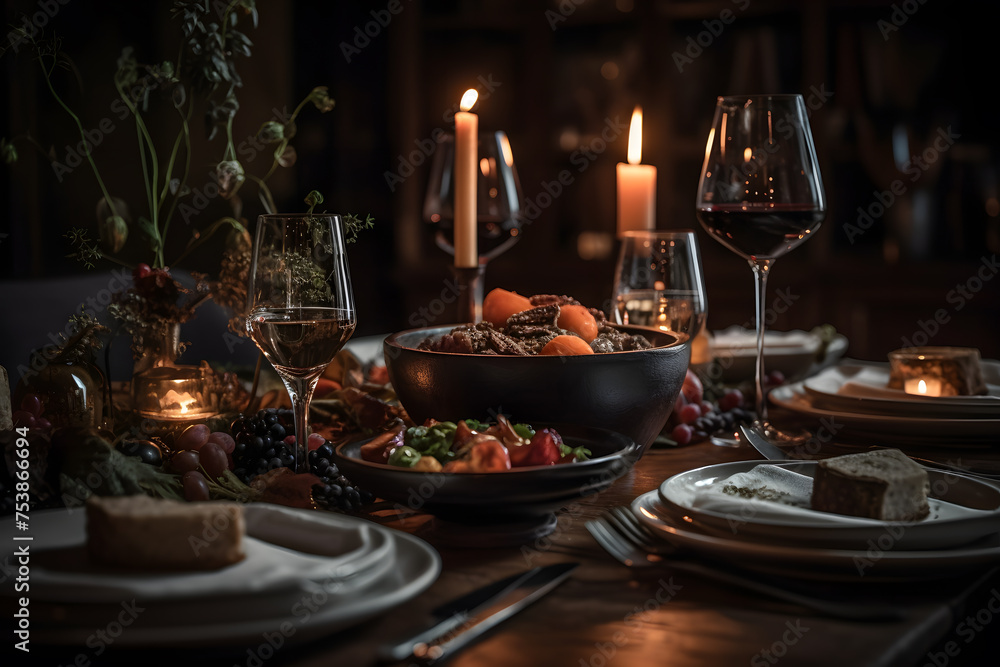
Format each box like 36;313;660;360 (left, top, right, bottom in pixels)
131;362;219;421
887;347;986;397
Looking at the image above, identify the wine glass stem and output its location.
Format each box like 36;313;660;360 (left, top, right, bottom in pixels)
282;374;320;474
750;258;773;425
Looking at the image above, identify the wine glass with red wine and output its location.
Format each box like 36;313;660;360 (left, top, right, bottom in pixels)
695;94;825;439
246;213;356;473
424;130;524;261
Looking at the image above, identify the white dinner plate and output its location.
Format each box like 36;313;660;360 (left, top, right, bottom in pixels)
709;327;848;382
770;382;1000;444
803;362;1000;418
4;503;396;603
657;460;1000;550
2;504;441;647
633;491;1000;581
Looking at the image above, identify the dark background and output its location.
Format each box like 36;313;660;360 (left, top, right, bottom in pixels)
2;0;998;371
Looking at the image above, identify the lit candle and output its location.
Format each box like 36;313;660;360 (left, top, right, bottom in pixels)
616;106;656;236
904;378;943;397
454;89;479;268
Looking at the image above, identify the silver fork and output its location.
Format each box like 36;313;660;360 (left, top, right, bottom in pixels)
586;507;906;620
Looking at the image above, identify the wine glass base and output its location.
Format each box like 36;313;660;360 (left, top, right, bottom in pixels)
709;432;742;448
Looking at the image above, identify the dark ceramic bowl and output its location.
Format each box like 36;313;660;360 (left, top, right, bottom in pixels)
335;423;639;522
382;324;690;457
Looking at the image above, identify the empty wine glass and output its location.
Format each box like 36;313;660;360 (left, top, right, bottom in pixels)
695;94;826;439
612;230;708;343
246;213;356;473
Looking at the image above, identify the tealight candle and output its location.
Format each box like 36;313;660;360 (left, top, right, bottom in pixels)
903;378;943;397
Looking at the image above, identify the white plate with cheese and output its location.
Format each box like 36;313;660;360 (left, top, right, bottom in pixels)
656;460;1000;550
634;490;1000;581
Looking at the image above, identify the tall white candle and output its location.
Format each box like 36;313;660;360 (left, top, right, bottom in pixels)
454;89;479;268
616;106;656;237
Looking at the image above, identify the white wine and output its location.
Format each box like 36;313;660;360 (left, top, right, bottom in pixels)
248;308;355;378
614;291;706;341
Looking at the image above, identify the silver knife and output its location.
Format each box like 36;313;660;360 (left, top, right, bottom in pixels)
377;562;578;664
739;424;789;461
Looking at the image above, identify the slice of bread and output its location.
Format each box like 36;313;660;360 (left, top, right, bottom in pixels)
86;495;245;570
811;449;930;521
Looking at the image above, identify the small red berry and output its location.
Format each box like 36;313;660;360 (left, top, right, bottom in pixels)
307;433;326;451
719;389;744;412
678;403;702;425
671;424;693;446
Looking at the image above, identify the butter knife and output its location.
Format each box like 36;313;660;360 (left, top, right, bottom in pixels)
377;562;578;664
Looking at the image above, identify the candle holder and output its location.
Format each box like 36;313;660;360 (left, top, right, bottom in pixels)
450;262;487;324
888;346;987;397
131;361;219;421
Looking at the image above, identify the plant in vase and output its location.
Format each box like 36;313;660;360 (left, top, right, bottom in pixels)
3;1;352;417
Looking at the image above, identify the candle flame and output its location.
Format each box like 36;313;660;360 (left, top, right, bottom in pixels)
627;106;643;165
917;379;927;395
743;147;753;163
460;89;479;112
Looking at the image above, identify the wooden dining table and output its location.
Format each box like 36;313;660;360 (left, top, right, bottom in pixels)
26;410;1000;667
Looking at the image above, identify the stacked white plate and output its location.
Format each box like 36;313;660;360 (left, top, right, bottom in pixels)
770;361;1000;445
1;503;440;647
632;460;1000;581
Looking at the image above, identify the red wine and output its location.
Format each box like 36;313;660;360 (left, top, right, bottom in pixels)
696;203;824;260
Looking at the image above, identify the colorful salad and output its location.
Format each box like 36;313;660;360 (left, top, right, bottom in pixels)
360;416;591;473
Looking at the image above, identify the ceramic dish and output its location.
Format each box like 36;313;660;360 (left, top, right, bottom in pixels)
633;491;1000;582
3;504;440;648
709;327;848;382
656;460;1000;550
803;362;1000;418
15;503;395;604
383;324;688;455
335;423;639;522
769;382;1000;444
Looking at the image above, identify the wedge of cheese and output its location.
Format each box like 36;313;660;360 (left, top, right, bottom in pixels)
811;449;930;522
86;495;245;570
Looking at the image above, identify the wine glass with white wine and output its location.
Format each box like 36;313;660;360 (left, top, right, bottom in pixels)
247;213;356;473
